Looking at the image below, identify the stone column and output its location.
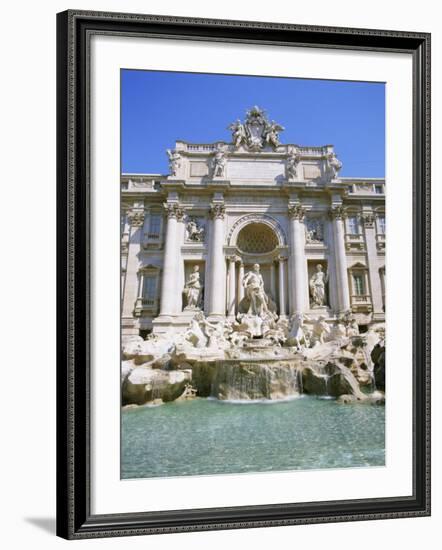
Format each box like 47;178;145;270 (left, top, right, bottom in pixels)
288;204;308;314
330;205;351;313
227;256;237;319
278;256;287;318
122;207;145;336
238;262;245;304
158;203;185;317
362;212;384;316
270;262;276;302
208;203;226;318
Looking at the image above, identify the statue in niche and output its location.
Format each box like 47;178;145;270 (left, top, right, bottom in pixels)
327;152;343;179
166;148;181;176
183;265;203;309
286;147;301;179
212;146;227;178
305;219;324;243
186;218;205;242
242;263;271;317
228;119;247;148
309;264;328;307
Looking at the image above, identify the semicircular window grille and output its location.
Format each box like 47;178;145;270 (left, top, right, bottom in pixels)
237;223;279;254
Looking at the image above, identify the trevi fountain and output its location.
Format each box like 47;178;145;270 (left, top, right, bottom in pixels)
121;107;386;478
122;260;385;478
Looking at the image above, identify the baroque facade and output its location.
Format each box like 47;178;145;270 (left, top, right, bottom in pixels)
121;107;385;340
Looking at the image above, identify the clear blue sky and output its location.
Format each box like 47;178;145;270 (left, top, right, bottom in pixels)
122;69;385;177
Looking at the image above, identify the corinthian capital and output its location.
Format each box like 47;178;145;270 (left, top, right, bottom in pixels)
127;209;145;227
361;212;375;228
329;205;347;220
288;204;305;221
164;202;185;220
209;203;226;219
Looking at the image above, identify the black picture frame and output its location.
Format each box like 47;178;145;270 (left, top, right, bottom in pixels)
56;9;431;540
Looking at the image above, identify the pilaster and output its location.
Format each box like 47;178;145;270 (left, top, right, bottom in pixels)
122;206;145;336
362;211;384;316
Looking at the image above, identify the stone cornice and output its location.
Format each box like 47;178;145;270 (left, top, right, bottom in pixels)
361;212;376;228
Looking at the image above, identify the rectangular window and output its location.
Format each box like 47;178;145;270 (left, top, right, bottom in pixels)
378;215;386;234
348;216;359;235
143;275;157;302
375;184;383;194
148;215;161;237
353;274;365;295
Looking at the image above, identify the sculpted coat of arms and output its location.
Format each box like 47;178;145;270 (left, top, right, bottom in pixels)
228;106;284;151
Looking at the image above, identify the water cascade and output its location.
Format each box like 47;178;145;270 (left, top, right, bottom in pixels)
211;360;301;401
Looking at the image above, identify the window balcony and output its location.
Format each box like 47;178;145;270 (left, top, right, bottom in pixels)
134;298;159;317
350;294;373;313
345;233;365;251
142;233;163;249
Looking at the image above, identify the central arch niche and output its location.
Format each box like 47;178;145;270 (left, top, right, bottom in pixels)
236;222;279;254
228;214;287;250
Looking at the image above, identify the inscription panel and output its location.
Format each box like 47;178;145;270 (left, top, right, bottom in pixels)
303;164;322;180
227;159;285;181
190;162;209;177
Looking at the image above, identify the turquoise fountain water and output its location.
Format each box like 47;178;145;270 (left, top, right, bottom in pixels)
121;396;385;479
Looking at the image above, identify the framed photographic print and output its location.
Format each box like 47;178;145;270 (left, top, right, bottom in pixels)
56;10;431;539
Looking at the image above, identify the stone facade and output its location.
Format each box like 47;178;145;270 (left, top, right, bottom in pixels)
121;107;385;339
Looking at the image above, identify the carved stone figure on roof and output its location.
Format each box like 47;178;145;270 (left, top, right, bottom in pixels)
212;145;227;178
166;148;181;176
327;152;343;179
264;120;284;148
228;119;247;148
286;146;301;179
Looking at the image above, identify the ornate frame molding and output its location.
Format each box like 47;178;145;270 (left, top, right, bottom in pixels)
57;9;430;539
